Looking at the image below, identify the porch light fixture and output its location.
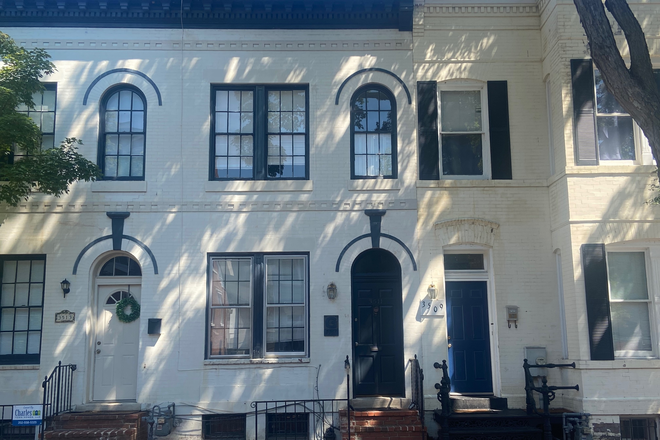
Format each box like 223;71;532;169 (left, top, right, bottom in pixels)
61;279;71;298
427;283;438;300
326;282;337;300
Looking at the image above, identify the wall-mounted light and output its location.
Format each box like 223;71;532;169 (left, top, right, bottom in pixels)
61;279;71;298
427;283;438;300
326;282;337;300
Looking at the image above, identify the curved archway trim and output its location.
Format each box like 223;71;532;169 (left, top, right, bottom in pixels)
83;68;163;106
335;68;412;105
72;235;159;275
335;233;417;272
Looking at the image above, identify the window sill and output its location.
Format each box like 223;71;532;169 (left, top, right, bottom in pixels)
0;364;40;370
204;358;310;366
564;165;657;176
205;180;313;192
417;179;547;188
91;181;147;193
348;179;400;191
570;358;660;370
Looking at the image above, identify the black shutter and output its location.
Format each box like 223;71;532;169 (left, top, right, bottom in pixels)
581;244;615;360
487;81;512;180
417;81;440;180
571;59;599;166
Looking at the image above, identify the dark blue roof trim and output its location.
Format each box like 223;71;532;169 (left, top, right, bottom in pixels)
83;68;162;106
335;68;412;105
72;234;159;275
334;233;417;272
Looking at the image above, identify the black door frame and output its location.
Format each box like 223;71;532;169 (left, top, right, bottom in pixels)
351;248;405;397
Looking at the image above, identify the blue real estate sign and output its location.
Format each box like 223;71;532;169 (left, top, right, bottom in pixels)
12;405;43;426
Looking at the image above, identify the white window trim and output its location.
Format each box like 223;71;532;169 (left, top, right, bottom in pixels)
437;81;491;180
605;245;658;359
593;69;647;166
555;251;569;359
263;255;308;358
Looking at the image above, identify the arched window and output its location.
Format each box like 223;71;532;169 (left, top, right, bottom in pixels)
99;87;146;180
350;85;397;179
99;256;142;277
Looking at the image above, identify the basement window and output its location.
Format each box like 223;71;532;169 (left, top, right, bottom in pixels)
266;413;309;440
202;414;246;440
621;417;657;440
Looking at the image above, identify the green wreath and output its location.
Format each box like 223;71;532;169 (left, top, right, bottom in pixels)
116;296;141;323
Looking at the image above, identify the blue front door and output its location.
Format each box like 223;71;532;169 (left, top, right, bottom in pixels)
446;281;493;394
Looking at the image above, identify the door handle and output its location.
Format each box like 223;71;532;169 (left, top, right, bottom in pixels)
96;349;101;354
448;343;452;348
355;342;358;347
370;346;379;352
448;336;451;340
97;341;101;345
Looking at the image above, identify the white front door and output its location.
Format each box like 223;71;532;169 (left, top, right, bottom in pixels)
93;285;140;401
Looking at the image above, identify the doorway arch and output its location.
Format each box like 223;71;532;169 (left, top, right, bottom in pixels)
351;248;404;397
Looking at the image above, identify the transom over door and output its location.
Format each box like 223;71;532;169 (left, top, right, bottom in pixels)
446;280;492;394
351;249;404;397
93;285;140;401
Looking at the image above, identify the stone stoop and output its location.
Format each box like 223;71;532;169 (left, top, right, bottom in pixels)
340;409;427;440
43;411;148;440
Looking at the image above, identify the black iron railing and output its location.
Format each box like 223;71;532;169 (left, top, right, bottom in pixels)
523;359;579;440
433;360;451;440
409;354;425;432
251;399;347;440
42;361;77;431
0;405;38;440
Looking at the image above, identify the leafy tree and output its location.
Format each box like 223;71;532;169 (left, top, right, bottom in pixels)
573;0;660;181
0;32;100;206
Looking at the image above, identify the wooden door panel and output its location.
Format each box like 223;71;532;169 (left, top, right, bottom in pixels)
447;281;492;394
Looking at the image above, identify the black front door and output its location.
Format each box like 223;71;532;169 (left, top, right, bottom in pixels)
351;249;404;397
446;280;493;394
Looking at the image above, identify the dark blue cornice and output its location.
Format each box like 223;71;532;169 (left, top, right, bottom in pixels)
0;0;413;31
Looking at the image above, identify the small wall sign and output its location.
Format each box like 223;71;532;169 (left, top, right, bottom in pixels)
419;299;445;316
12;405;43;426
324;315;339;337
55;310;75;323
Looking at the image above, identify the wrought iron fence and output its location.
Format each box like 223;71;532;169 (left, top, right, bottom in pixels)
42;361;77;431
251;399;347;440
0;405;38;440
409;354;425;430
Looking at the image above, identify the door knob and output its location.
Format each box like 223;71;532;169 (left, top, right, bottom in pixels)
355;342;358;346
97;341;101;345
448;343;452;348
96;349;101;354
448;336;451;340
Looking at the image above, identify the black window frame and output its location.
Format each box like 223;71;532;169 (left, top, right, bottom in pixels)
202;414;247;440
210;85;310;181
350;83;398;179
0;255;46;365
266;413;309;440
11;83;57;163
98;84;148;181
206;252;310;360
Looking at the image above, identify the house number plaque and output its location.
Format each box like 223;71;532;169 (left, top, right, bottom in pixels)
55;310;75;323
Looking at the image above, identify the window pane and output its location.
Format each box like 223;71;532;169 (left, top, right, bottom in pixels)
293;136;305;156
355;134;366;154
229;91;241;112
445;254;485;270
3;261;16;283
241;91;253;111
29;284;43;306
281;91;293;111
105;111;118;132
611;302;652;352
105;157;117;177
15;309;28;331
380;134;392;154
595;70;627;114
118;135;131;155
16;261;30;282
1;309;13;331
42;112;55;133
241;136;253;156
131;135;145;155
608;252;648;300
355;155;367;176
27;332;40;354
41;135;54;150
597;116;635;160
228;113;241;133
13;332;27;354
241;113;253;133
215;112;228;133
215;91;228;111
441;90;482;132
380;155;392;176
215;136;228;156
105;135;118;155
367;134;378;155
293;90;306;111
268;91;280;111
119;90;132;110
29;308;42;330
280;112;293;133
268;112;280;133
442;134;483;175
131;156;144;177
132;93;144;111
15;284;28;306
42;90;56;111
0;333;12;355
131;112;144;132
117;156;130;177
118;111;131;132
106;92;119;110
30;260;44;282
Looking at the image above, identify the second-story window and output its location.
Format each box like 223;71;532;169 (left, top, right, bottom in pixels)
211;85;309;180
99;87;146;180
350;85;397;179
594;69;635;161
14;84;57;160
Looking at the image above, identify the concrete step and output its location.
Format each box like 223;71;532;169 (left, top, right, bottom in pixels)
43;427;138;440
45;411;148;440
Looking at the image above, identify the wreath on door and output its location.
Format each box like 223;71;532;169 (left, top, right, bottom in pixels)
116;296;141;323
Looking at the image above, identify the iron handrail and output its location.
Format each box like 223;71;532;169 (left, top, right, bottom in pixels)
433;360;451;440
408;354;425;439
42;361;77;431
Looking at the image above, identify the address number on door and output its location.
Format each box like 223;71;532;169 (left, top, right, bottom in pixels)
419;299;445;316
